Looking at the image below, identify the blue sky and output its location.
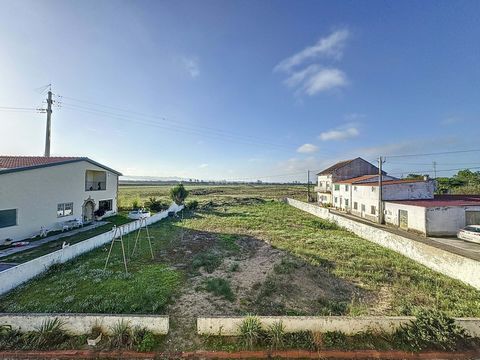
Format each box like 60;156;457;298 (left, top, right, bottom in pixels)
1;0;479;181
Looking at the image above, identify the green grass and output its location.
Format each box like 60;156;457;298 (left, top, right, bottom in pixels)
203;277;235;301
1;184;480;318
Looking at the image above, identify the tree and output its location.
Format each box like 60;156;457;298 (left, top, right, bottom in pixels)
170;184;189;205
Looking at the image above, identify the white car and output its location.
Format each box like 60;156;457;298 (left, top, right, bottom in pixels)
457;225;480;244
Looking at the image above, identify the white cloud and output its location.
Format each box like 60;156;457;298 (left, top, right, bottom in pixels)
319;125;359;141
199;163;208;168
274;29;349;73
303;68;347;95
297;143;318;153
181;56;200;78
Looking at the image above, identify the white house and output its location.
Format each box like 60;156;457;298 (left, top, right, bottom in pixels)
0;156;122;243
332;175;435;222
315;157;382;205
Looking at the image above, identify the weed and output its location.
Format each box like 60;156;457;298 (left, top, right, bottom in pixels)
322;331;348;349
395;309;470;351
239;316;263;349
229;262;240;272
267;321;285;349
146;197;168;212
132;326;157;351
283;330;316;350
30;318;69;349
191;252;222;273
186;200;199;211
273;257;299;274
109;320;133;349
204;277;235;301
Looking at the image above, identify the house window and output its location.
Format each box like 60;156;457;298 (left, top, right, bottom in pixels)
0;209;17;228
371;205;376;215
354;202;358;210
57;203;74;218
334;197;338;203
85;170;107;191
361;204;365;212
319;181;323;187
345;199;349;207
334;184;340;191
345;185;349;191
99;199;113;212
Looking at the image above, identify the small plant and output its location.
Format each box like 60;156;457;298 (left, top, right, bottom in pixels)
229;262;240;272
268;321;285;349
283;331;316;350
30;318;69;349
219;234;240;252
170;184;189;205
186;200;199;210
204;277;235;301
132;326;156;351
191;252;222;273
131;198;141;210
239;316;263;349
109;320;133;349
146;197;168;212
322;330;348;349
395;309;470;351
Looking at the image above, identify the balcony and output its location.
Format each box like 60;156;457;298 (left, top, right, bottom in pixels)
85;181;106;191
314;186;331;193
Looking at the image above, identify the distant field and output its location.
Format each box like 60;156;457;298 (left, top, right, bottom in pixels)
118;184;308;209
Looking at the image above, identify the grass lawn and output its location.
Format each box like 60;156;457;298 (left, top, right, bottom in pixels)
1;192;479;318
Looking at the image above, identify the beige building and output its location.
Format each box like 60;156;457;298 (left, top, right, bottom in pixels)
0;156;121;243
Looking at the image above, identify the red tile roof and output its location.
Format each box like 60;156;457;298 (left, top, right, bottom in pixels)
388;195;480;207
0;156;82;169
336;174;379;184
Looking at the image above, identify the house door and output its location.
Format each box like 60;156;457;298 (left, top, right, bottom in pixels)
466;211;480;226
83;200;95;223
399;210;408;229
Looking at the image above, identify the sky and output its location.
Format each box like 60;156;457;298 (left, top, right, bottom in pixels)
0;0;479;182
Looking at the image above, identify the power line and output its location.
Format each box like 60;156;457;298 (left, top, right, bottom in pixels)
387;166;480;176
385;149;480;158
0;106;39;112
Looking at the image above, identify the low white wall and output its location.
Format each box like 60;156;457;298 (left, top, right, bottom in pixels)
0;313;169;335
197;316;480;337
426;206;480;236
384;202;426;235
0;203;184;295
285;198;480;290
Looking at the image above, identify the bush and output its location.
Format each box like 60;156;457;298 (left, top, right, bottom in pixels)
109;321;133;349
239;316;263;349
94;208;106;218
132;199;141;210
146;197;168;212
170;184;189;205
268;321;285;349
191;252;222;273
204;278;235;301
395;309;470;351
185;200;199;211
322;330;348;349
132;327;156;352
29;318;70;349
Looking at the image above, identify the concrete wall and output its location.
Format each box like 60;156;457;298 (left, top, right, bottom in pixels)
384;202;426;235
426;206;480;236
383;181;435;201
0;313;169;335
0;160;119;242
285;198;480;290
0;203;183;295
197;316;480;337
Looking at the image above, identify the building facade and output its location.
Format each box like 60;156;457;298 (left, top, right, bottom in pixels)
315;157;381;206
0;156;121;243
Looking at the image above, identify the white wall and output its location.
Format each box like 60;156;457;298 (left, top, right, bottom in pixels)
197;316;480;337
426;206;480;236
0;203;184;295
285;198;480;290
383;181;435;201
384;202;426;235
0;160;119;242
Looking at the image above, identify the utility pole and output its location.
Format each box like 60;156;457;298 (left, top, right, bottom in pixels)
44;90;53;157
307;170;310;202
378;156;384;224
433;161;437;180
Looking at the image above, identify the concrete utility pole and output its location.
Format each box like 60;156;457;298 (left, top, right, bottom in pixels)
378;156;384;224
44;90;53;157
307;170;310;202
433;161;437;180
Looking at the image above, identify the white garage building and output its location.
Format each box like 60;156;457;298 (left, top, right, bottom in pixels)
385;195;480;236
0;156;122;243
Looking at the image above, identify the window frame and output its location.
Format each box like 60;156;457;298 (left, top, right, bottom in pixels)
0;209;18;228
99;199;113;212
57;202;74;218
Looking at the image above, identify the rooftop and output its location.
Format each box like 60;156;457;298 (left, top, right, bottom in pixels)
317;158;356;175
0;156;122;176
387;195;480;208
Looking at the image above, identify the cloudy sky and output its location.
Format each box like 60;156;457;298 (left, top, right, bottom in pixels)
1;0;479;181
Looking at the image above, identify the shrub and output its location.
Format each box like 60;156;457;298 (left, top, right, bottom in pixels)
322;330;348;349
204;278;235;302
395;309;470;351
170;184;189;205
191;252;222;273
268;321;285;349
109;320;133;349
132;199;141;210
132;327;156;352
283;330;316;350
146;197;168;212
30;318;69;349
186;200;199;210
239;316;263;349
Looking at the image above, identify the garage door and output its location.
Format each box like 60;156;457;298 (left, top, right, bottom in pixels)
466;211;480;226
399;210;408;229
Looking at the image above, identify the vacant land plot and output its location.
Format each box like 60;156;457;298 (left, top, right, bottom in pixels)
1;185;480;350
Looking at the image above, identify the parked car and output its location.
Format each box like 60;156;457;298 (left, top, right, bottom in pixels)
457;225;480;244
